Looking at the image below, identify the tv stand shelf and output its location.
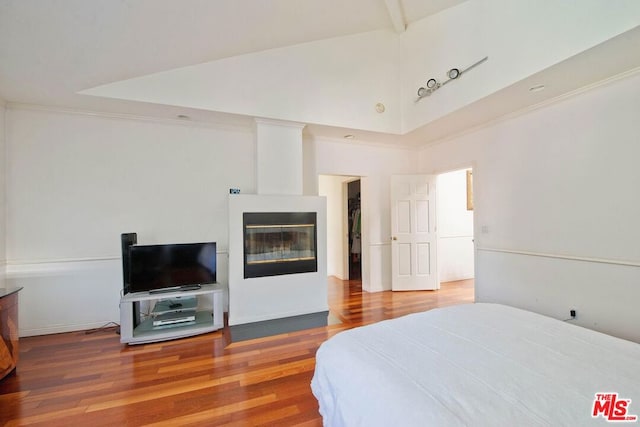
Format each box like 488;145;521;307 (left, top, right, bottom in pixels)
119;283;223;345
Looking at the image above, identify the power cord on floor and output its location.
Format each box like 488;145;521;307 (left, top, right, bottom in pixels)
85;321;120;335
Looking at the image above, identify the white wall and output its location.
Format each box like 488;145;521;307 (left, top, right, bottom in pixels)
307;137;418;292
4;105;418;335
81;2;640;136
401;0;640;133
0;100;6;285
256;119;304;195
5;106;255;336
83;4;640;138
419;71;640;342
84;30;402;134
437;169;474;283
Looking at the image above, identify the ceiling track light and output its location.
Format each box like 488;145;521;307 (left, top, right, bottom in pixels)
416;56;488;101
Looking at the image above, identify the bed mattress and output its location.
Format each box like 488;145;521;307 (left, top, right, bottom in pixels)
311;303;640;426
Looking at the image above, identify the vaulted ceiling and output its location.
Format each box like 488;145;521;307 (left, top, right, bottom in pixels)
1;0;639;147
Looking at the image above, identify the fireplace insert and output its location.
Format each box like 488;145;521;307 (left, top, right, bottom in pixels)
243;212;317;279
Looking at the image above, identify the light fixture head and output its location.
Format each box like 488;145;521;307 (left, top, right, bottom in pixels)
448;68;460;79
529;84;545;93
417;87;428;97
343;134;355;140
426;78;438;89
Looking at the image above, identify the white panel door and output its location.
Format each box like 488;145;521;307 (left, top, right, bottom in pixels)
391;175;438;291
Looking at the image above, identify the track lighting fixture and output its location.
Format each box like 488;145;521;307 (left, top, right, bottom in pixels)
416;56;488;101
416;78;440;97
447;68;460;79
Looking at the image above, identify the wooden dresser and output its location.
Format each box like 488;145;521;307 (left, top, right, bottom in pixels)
0;287;22;380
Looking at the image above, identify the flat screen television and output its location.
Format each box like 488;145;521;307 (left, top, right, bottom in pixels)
128;242;217;293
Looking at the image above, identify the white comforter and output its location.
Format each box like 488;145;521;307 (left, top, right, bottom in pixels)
311;303;640;426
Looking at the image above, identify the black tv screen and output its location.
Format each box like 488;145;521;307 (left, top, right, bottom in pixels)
128;242;217;293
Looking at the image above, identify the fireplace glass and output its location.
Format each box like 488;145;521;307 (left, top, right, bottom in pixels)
243;212;317;278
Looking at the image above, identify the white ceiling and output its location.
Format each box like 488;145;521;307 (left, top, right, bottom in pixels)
1;0;639;147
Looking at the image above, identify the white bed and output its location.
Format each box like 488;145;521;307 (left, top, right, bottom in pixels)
311;303;640;426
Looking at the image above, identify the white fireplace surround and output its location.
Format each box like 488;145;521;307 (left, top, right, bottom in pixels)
228;194;328;326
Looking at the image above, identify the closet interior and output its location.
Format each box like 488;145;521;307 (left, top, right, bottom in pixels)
347;179;361;280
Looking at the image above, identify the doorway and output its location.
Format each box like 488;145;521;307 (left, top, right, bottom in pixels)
436;168;475;285
318;175;361;282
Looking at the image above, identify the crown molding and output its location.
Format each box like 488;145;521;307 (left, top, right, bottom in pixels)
5;102;255;134
307;133;418;151
254;117;306;130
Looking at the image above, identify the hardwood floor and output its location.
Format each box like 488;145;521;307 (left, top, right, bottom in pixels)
0;278;474;426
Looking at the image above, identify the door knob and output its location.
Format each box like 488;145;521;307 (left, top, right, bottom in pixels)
392;236;397;241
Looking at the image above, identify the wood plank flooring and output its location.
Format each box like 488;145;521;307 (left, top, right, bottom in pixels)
0;278;473;426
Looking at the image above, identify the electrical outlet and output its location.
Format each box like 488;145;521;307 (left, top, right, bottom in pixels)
229;188;240;194
570;309;576;318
